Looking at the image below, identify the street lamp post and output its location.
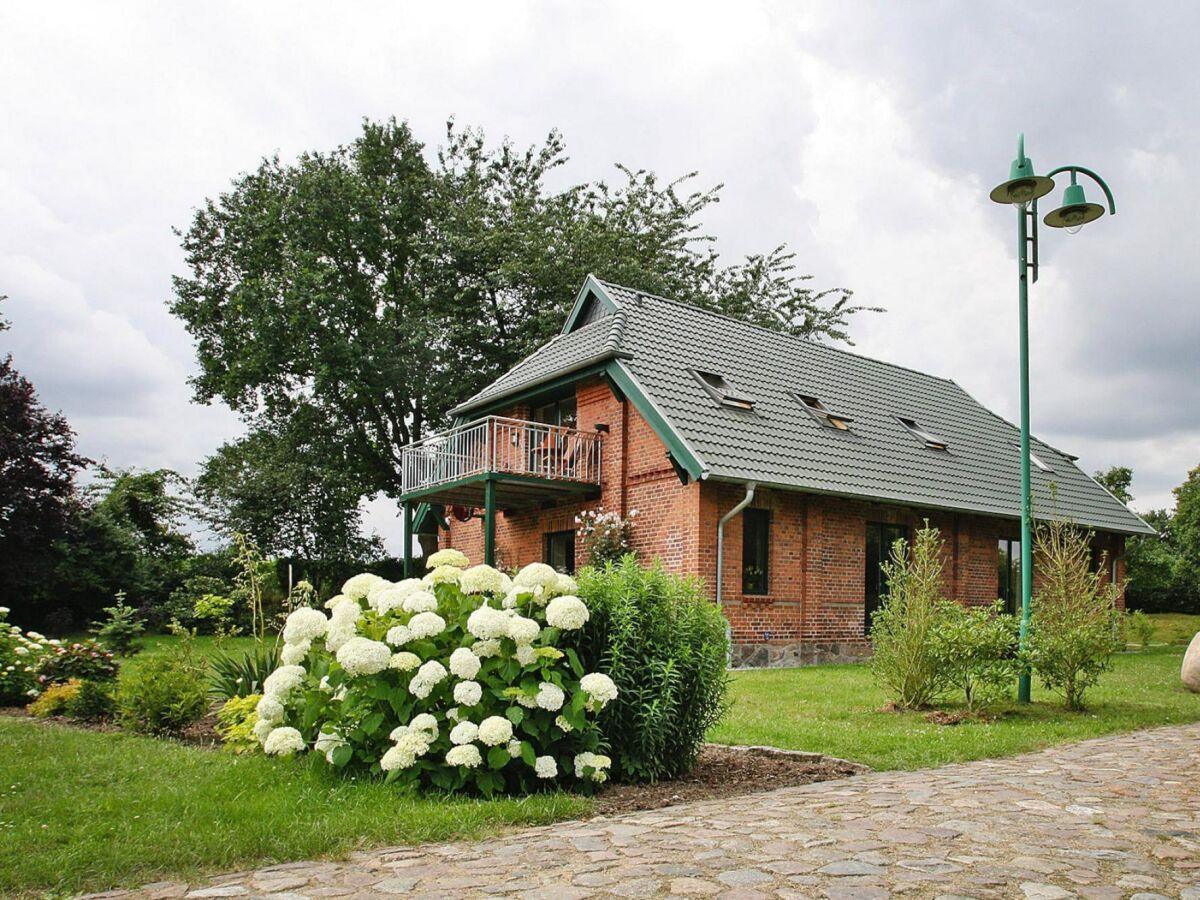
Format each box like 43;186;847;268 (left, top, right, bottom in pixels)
989;134;1116;703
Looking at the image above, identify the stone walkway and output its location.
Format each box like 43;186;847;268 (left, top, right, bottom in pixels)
107;724;1199;900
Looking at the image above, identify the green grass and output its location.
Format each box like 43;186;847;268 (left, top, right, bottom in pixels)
711;644;1200;771
0;718;590;897
1143;611;1199;645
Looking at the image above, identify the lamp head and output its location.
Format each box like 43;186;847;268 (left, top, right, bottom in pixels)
1043;181;1105;233
990;155;1056;207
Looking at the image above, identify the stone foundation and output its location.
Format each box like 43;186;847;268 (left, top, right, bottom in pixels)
730;640;872;669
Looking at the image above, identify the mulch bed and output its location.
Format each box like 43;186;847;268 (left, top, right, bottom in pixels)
4;707;867;812
592;744;866;815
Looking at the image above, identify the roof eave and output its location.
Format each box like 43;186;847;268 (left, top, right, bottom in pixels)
448;349;633;419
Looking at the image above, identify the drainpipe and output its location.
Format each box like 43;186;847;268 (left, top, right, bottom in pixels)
716;482;756;664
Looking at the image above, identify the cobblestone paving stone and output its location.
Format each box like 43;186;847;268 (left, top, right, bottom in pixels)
97;724;1200;900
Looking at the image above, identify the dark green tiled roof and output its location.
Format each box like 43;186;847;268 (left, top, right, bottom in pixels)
458;277;1153;535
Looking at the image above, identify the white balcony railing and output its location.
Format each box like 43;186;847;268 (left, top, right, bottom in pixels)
400;416;602;496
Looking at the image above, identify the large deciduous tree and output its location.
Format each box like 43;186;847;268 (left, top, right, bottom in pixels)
171;118;872;499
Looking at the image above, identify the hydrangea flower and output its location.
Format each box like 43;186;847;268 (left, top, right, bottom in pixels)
467;605;508;640
573;751;612;782
283;607;328;644
534;755;558;779
506;616;540;646
453;680;482;706
552;573;578;595
408;611;446;639
336;637;392;676
513;562;558;590
449;720;479;745
449;646;482;679
382;731;432;770
425;565;462;585
515;644;537;667
446;744;482;768
252;718;274;744
536;682;565;711
342;573;383;601
389;651;420;671
386;625;412;646
324;593;351;609
459;564;507;595
256;695;284;724
427;548;469;568
366;579;396;610
477;715;513;746
506;739;522;758
409;713;438;738
263;665;306;698
280;640;310;666
263;726;305;756
546;595;589;630
472;638;501;658
580;672;619;709
554;715;573;733
410;660;448;699
314;730;347;763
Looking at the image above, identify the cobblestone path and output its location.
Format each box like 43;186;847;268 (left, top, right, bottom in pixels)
102;724;1200;899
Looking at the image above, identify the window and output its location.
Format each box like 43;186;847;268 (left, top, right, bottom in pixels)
865;523;909;632
692;369;755;410
742;508;770;595
998;537;1022;615
1016;444;1052;472
545;530;576;574
793;393;853;431
898;416;948;450
533;396;577;428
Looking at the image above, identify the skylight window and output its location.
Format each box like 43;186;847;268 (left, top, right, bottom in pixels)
898;416;948;450
691;369;755;410
1019;445;1053;472
793;393;853;431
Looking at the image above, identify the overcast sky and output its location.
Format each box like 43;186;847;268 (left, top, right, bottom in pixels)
2;1;1196;552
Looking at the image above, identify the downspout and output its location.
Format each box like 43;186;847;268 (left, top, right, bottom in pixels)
716;482;756;664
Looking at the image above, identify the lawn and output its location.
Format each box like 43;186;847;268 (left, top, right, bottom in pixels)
711;642;1200;771
0;717;589;897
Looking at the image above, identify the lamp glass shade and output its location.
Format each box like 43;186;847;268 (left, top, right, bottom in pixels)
989;156;1055;206
1043;182;1105;229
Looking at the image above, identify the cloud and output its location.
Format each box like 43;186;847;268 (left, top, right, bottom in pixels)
1;0;1196;555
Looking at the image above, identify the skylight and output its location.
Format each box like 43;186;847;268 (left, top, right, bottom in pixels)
692;370;755;410
898;416;948;450
793;393;852;431
1026;446;1052;472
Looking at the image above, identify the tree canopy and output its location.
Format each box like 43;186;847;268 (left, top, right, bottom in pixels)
171;118;873;499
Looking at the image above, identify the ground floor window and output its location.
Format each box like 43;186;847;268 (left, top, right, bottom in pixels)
545;529;576;574
865;522;909;632
998;537;1022;615
742;508;770;595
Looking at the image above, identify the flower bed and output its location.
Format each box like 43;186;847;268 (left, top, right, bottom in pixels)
254;550;618;794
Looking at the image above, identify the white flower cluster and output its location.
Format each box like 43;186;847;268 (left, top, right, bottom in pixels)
336;637;392;677
579;672;618;711
573;751;612;782
381;714;438;771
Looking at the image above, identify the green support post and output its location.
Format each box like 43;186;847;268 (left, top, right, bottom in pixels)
402;501;413;578
484;478;496;567
1016;206;1035;704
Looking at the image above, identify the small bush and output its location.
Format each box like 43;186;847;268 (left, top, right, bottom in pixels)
27;680;81;717
34;640;119;689
209;642;280;699
870;525;949;710
1126;609;1155;648
117;636;209;734
1027;520;1122;710
0;609;52;705
215;693;262;753
573;557;730;782
67;679;117;722
576;508;636;567
191;593;237;634
931;602;1019;711
91;597;145;657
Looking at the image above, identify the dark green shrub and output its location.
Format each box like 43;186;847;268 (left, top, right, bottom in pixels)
91;596;144;656
209;641;280;699
931;601;1019;711
67;679;117;721
34;639;119;689
117;637;209;734
572;557;729;782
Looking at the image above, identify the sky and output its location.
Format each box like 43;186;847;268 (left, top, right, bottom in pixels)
2;1;1197;553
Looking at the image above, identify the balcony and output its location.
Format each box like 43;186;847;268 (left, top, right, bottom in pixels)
399;416;603;511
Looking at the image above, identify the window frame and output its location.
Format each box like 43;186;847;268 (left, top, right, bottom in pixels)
865;522;910;632
741;507;770;595
544;529;576;574
897;415;948;450
998;536;1022;615
690;369;756;411
792;392;853;431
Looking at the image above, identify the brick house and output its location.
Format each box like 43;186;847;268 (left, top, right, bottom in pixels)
398;276;1152;666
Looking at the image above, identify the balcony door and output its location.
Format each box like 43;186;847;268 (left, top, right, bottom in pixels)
529;396;578;477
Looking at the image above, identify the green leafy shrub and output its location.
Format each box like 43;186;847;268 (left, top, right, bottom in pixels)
191;593;236;634
27;680;81;717
870;525;949;710
572;557;729;782
931;602;1019;711
67;679;117;722
0;608;52;705
209;641;280;699
215;693;262;753
117;636;210;734
1027;519;1122;710
255;550;618;794
576;508;636;567
1125;609;1155;648
91;596;145;656
34;640;119;689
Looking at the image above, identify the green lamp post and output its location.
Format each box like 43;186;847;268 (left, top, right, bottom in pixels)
989;134;1116;703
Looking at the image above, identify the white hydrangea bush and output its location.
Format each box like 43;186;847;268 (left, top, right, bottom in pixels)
0;607;55;704
254;552;617;794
